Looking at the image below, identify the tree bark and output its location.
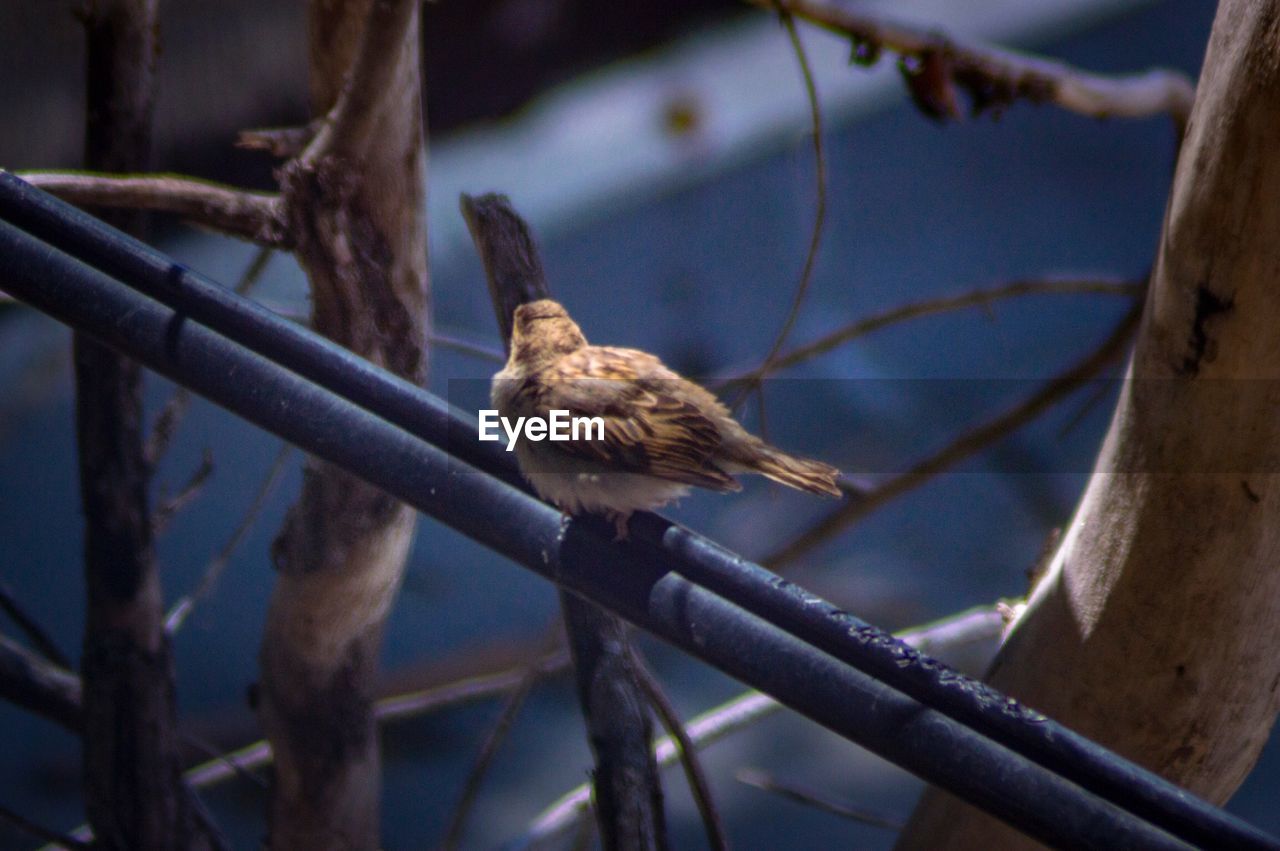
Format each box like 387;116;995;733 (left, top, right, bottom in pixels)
257;1;428;848
462;194;669;851
898;2;1280;847
78;2;220;848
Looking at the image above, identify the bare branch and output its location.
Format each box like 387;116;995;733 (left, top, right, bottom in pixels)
305;0;420;162
715;278;1142;387
145;247;274;468
184;646;570;789
151;449;214;534
0;634;82;732
164;444;292;635
735;767;903;830
465;191;669;849
766;303;1140;567
440;630;558;850
19;172;289;248
237;121;322;159
428;329;506;364
752;11;828;384
144;388;192;470
49;648;571;845
522;605;1006;847
179;733;269;790
631;651;729;851
0;802;92;850
749;0;1194;133
0;580;70;668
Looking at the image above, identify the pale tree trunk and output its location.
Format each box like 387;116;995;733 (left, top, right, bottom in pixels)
257;1;428;848
898;2;1280;847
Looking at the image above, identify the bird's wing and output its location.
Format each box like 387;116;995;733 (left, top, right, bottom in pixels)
535;347;741;492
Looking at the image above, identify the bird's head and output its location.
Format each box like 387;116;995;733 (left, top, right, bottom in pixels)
508;299;588;367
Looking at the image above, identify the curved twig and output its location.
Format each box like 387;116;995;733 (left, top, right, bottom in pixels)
753;12;828;383
520;605;1006;847
766;303;1140;566
716;278;1142;388
750;0;1195;134
440;628;559;850
631;650;730;851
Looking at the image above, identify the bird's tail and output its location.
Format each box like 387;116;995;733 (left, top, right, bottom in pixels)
739;443;842;497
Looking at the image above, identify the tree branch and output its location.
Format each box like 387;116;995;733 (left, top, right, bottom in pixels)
19;172;289;247
736;768;903;830
463;192;670;851
0;802;92;850
750;0;1195;133
0;634;82;733
440;631;555;850
715;278;1142;387
151;449;214;534
767;302;1139;566
631;651;729;851
0;580;70;668
522;605;1006;847
184;646;570;790
753;12;827;381
305;0;420;162
164;444;292;634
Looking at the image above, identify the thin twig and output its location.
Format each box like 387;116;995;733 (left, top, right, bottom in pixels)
145;389;193;469
164;444;293;635
715;278;1142;388
20;172;289;247
631;650;730;851
519;605;1005;847
0;802;92;850
766;303;1141;566
184;646;571;789
440;629;561;850
145;246;274;467
151;449;214;534
753;11;828;383
180;733;268;789
735;768;903;830
428;330;507;364
750;0;1195;134
0;635;82;732
0;581;70;668
237;121;322;158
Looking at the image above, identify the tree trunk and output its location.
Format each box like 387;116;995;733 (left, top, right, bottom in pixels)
78;2;219;848
898;2;1280;847
256;1;429;848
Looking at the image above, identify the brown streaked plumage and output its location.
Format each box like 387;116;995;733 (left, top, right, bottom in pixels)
491;299;842;539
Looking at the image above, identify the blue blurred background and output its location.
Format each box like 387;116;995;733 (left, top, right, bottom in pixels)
3;0;1276;848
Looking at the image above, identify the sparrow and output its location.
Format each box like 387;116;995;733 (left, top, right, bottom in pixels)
491;299;842;539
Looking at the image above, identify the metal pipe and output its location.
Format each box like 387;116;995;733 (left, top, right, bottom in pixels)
0;217;1201;851
1;174;1275;849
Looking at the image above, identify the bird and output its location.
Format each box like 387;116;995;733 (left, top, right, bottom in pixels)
490;299;842;539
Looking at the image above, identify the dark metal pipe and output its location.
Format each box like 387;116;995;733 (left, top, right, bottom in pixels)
0;217;1201;851
0;171;1274;851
